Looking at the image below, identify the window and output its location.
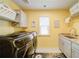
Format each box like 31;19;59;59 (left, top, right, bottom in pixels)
39;16;50;35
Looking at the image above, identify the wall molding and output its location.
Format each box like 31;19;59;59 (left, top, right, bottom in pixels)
36;48;61;53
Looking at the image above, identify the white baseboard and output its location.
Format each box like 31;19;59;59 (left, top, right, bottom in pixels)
36;48;61;53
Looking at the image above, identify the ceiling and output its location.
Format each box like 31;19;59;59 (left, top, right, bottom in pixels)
13;0;79;10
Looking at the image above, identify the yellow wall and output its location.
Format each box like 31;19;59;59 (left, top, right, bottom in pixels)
0;19;26;35
25;10;69;48
0;20;14;35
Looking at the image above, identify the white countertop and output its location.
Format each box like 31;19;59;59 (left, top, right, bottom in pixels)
60;34;79;45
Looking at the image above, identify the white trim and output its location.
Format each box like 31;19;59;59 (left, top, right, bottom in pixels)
36;48;61;53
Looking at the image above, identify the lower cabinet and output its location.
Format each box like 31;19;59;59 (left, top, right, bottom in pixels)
72;43;79;58
59;36;64;52
59;36;72;58
59;36;79;58
63;40;71;58
59;35;79;58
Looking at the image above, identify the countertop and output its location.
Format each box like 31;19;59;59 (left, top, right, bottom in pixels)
60;33;79;45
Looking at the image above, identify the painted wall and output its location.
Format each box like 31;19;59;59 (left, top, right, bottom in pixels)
24;10;69;48
0;20;14;35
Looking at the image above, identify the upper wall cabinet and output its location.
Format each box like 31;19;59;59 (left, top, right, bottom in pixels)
70;2;79;17
16;10;27;28
0;3;17;22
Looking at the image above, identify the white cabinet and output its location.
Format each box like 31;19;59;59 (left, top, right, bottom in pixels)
63;38;71;58
20;10;27;27
59;35;79;58
59;35;64;53
72;43;79;58
0;3;17;22
70;2;79;16
16;10;27;27
59;35;72;58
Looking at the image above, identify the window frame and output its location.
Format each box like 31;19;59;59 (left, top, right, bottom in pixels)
38;16;50;36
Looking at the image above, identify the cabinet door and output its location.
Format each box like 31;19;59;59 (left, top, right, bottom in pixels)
59;36;64;52
72;48;79;58
59;36;72;58
20;10;27;27
62;38;72;58
63;42;71;58
0;4;16;22
72;43;79;58
70;2;79;16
